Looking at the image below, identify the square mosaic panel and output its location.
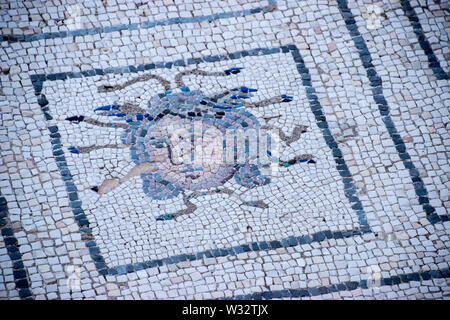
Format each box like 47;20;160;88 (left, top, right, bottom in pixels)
34;46;369;274
2;0;449;301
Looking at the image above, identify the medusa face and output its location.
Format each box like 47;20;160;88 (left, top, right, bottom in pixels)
66;67;310;220
120;89;271;200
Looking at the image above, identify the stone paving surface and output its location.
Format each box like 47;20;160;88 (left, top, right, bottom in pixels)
0;0;449;300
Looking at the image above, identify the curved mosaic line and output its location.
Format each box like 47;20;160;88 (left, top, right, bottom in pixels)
223;268;450;300
400;0;449;80
337;0;448;224
1;0;277;43
0;195;33;300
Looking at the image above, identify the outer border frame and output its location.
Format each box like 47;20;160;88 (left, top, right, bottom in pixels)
31;45;371;277
227;0;450;300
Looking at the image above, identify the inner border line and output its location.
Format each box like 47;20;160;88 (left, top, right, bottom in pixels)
31;44;370;277
1;0;277;43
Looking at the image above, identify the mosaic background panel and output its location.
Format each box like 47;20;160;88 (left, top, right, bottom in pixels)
39;48;365;270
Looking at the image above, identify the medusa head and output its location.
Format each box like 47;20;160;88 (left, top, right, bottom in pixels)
64;67;313;220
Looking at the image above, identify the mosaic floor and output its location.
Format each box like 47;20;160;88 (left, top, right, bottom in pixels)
0;0;449;300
